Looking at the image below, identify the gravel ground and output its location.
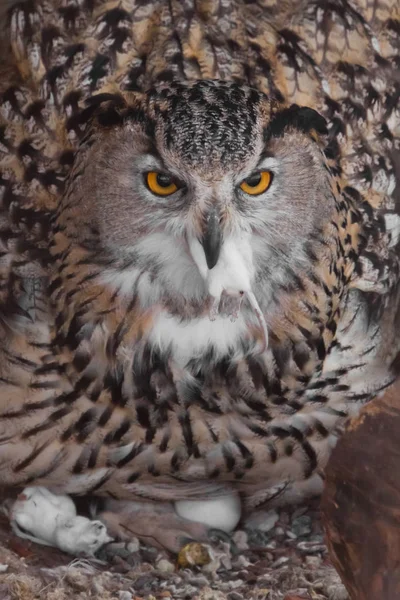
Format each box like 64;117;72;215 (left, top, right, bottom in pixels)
0;500;348;600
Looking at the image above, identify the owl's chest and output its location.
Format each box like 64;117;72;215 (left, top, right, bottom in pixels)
147;310;249;364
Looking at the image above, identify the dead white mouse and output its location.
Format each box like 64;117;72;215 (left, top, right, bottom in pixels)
189;233;268;351
10;486;113;556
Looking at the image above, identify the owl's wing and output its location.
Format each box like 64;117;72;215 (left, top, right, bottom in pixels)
266;0;400;298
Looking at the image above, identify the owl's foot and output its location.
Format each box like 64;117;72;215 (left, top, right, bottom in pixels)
97;496;240;553
98;501;209;552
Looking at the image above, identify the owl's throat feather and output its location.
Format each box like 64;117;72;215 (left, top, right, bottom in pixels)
209;289;269;354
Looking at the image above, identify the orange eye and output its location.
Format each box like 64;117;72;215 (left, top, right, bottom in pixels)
146;172;178;196
240;171;272;195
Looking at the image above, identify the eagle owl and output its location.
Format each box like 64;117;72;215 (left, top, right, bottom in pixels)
0;0;399;551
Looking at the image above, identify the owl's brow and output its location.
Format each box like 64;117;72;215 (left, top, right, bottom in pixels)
140;150;166;171
258;150;275;162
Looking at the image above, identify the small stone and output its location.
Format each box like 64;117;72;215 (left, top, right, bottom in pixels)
271;556;290;569
257;510;279;532
118;592;132;600
291;516;312;537
65;569;89;592
233;554;251;568
297;540;326;553
0;565;8;573
232;530;249;550
196;587;227;600
127;539;140;553
228;593;243;600
309;534;324;544
291;506;308;519
274;527;285;536
279;512;290;526
91;579;106;595
305;555;321;567
326;584;349;600
156;559;175;574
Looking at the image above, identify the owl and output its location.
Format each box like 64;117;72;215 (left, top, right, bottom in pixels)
0;0;399;553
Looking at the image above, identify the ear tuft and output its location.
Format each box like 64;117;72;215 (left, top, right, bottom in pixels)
265;104;328;141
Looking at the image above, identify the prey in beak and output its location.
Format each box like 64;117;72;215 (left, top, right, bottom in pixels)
189;212;269;353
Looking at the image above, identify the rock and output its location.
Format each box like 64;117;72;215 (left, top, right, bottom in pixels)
291;516;312;537
156;559;175;574
271;556;289;569
228;593;243;600
118;592;132;600
326;584;349;600
233;555;251;568
305;556;321;568
245;509;279;532
231;530;249;550
127;539;140;553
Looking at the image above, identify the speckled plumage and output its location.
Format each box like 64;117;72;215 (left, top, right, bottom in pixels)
0;0;399;550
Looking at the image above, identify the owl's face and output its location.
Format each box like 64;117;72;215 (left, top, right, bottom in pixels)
61;80;334;324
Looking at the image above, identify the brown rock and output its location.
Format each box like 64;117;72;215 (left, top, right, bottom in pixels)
322;380;400;600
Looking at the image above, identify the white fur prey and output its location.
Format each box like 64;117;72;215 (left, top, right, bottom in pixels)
190;232;269;350
189;233;254;297
10;487;113;556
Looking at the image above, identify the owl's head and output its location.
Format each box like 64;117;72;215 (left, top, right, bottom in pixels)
58;80;341;334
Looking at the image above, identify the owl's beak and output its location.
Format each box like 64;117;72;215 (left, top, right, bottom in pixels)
201;208;222;270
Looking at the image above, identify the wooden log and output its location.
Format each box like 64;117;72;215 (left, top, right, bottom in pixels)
321;381;400;600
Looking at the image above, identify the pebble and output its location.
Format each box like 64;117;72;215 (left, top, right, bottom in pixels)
118;592;132;600
326;584;349;600
233;555;251;569
292;506;309;519
291;516;312;537
271;556;290;569
245;509;279;532
297;540;326;554
228;592;243;600
305;556;321;568
127;539;140;553
231;530;249;550
156;559;175;574
257;510;279;532
0;565;8;573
